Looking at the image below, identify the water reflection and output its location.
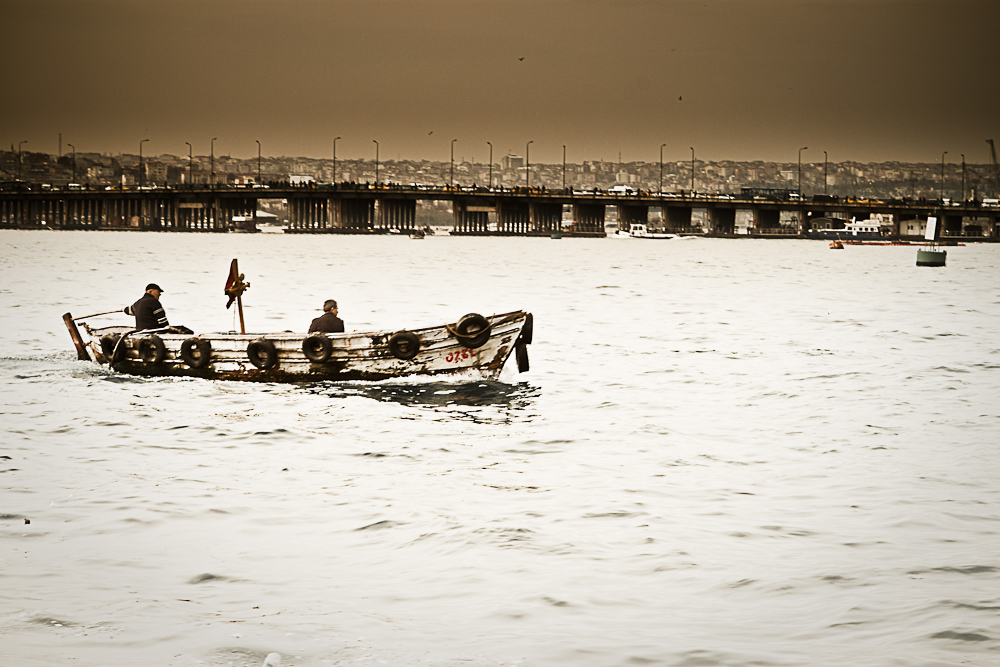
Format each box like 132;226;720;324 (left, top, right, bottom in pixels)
306;379;540;413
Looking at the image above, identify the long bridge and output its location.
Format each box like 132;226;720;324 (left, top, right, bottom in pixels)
1;183;998;240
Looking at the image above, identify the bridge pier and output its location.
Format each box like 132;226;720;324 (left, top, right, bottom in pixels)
664;205;692;232
497;200;529;234
618;204;648;231
531;202;562;234
708;207;736;234
379;199;416;232
453;200;492;233
572;203;605;235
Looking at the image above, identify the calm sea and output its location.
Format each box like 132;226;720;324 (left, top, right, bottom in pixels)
2;230;999;667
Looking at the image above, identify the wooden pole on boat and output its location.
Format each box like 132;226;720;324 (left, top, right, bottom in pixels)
71;309;123;321
62;312;92;361
224;258;249;335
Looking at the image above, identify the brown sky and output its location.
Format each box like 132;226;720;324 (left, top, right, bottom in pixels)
3;0;998;165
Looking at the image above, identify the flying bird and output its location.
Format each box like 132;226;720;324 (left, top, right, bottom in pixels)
428;131;434;135
518;57;525;61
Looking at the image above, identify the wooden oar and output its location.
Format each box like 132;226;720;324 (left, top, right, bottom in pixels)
72;309;123;321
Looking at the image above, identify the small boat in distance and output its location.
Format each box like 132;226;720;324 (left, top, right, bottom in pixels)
615;223;676;239
829;240;844;249
807;215;889;241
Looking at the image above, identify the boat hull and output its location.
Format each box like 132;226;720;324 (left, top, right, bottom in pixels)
71;311;532;383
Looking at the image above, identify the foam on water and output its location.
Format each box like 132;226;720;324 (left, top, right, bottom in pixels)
1;231;999;666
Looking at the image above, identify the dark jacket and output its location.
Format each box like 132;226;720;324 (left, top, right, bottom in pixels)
125;293;169;331
308;312;344;333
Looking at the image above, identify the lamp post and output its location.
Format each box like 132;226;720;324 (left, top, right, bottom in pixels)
17;140;26;181
373;140;379;183
486;141;493;188
67;143;76;182
332;136;341;185
255;140;261;184
689;147;695;192
961;153;966;201
210;137;217;188
797;146;808;195
940;151;948;200
450;138;457;188
526;140;533;188
139;138;149;188
823;150;828;195
659;143;666;194
184;142;192;185
562;145;567;190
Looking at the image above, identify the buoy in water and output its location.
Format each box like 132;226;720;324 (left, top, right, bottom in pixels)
916;248;946;267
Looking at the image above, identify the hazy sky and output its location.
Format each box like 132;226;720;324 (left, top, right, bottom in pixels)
4;0;999;165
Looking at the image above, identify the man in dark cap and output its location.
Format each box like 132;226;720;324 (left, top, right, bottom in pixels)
308;299;344;333
124;283;170;331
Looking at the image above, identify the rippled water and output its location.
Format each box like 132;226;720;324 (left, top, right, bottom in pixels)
2;230;999;667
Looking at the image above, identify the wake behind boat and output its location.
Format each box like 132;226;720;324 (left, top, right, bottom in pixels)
62;259;532;383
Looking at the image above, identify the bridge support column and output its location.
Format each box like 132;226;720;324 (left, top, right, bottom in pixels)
380;199;416;232
708;207;735;234
664;205;692;232
497;201;529;234
572;203;605;235
531;202;562;235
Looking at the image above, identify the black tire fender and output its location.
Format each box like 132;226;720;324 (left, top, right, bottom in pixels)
515;339;529;373
138;334;167;365
302;333;333;363
180;338;212;369
519;312;533;345
388;330;421;360
99;333;122;362
454;313;491;349
247;338;279;370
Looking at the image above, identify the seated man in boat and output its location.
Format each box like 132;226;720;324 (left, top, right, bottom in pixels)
124;283;170;331
123;283;193;334
308;299;345;333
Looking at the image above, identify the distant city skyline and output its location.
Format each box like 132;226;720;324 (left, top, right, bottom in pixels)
4;0;999;165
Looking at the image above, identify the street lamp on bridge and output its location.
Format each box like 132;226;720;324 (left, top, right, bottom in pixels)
562;145;567;190
660;143;666;194
486;141;493;188
940;151;948;200
185;142;192;185
67;143;75;182
689;147;695;192
17;141;26;181
823;150;828;195
450;138;457;188
332;136;341;184
255;140;261;184
526;140;533;188
211;137;217;188
373;140;379;183
797;146;808;195
139;138;149;188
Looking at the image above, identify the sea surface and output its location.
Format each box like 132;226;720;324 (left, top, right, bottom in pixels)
1;230;999;667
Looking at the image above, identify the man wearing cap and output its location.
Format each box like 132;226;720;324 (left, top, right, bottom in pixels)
124;283;170;331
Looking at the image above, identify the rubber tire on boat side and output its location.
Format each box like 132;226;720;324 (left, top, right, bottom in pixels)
515;339;530;373
100;334;121;362
247;338;279;370
302;334;333;363
138;334;167;365
455;313;491;349
180;338;212;369
388;331;421;360
519;312;533;345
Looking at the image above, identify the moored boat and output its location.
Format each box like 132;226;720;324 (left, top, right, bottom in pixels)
807;215;889;241
615;223;676;239
63;311;533;382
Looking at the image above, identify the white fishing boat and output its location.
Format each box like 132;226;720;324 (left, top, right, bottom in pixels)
615;223;676;239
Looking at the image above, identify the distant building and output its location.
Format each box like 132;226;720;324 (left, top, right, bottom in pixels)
503;154;523;170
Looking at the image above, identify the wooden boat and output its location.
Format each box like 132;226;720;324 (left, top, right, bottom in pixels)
61;259;532;383
63;311;532;382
